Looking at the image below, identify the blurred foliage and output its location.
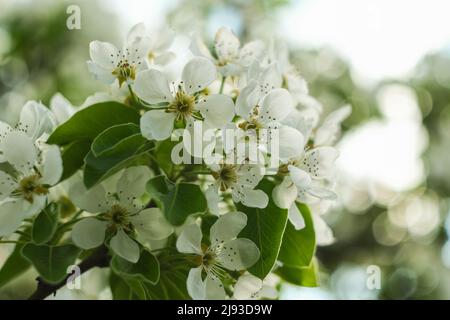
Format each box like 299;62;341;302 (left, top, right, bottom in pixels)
0;0;120;123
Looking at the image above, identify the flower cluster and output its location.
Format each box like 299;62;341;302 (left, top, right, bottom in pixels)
0;24;350;300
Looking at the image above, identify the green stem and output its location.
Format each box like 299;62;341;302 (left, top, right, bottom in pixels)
0;240;28;244
219;76;226;94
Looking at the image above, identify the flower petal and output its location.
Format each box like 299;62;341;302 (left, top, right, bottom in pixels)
257;62;282;95
39;144;63;186
204;274;226;299
140;110;175;141
239;40;265;66
153;52;176;65
313;215;335;246
0;200;28;237
315;104;352;146
210;212;247;247
186;266;205;300
110;229;140;263
0;171;18;201
71;218;107;249
182;57;217;95
87;61;116;84
131;208;173;242
197;94;235;129
288;165;312;190
18;101;56;139
116;166;151;212
69;181;109;213
274;125;305;161
288;203;306;230
236;188;269;208
205;185;221;216
214;27;240;63
272;177;297;209
302;146;339;179
134;69;172;104
235;80;259;119
217;238;260;271
234;274;263;300
49;93;75;124
89;41;118;69
1;131;37;173
258;88;293;124
176;223;203;255
308;186;337;200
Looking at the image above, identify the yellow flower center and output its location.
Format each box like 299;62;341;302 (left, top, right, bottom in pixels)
16;174;48;203
112;60;136;87
167;91;196;122
212;164;238;191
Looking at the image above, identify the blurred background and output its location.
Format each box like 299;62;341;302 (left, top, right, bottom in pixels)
1;0;450;299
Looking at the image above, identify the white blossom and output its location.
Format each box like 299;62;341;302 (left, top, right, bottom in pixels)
70;166;173;263
135;57;234;141
176;212;260;300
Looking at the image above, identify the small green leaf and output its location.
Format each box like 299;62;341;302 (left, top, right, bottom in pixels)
83;133;154;188
0;232;31;288
21;244;81;284
47;102;140;145
153;140;178;177
109;272;133;300
91;123;140;157
277;258;319;287
237;179;289;280
60;139;91;180
146;175;207;226
142;260;191;300
32;203;59;245
111;249;160;285
278;203;316;268
123;279;149;299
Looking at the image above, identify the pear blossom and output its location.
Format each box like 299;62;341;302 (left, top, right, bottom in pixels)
208;158;268;208
176;212;260;300
70;166;173;263
190;27;265;76
235;84;304;162
0;133;62;236
273;146;339;230
87;23;150;87
134;57;234;141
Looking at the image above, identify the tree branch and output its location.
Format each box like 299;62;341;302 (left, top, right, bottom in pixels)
28;246;110;300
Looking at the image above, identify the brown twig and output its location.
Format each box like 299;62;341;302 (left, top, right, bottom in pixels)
28;246;110;300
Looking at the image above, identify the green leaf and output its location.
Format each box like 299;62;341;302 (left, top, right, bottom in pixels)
111;249;160;285
278;203;316;268
47;102;140;145
123;278;149;300
277;258;319;287
141;261;191;300
237;179;289;280
153;140;178;177
83;133;154;188
109;272;133;300
146;175;207;226
91;123;140;157
32;203;59;245
60;139;91;180
0;233;31;288
21;244;81;284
